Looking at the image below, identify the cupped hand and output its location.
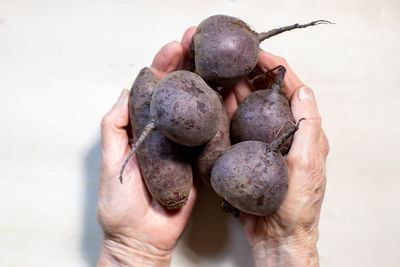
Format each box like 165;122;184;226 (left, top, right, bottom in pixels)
96;28;198;266
96;23;329;266
227;51;329;266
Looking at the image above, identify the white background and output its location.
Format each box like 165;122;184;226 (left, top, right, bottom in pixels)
1;0;399;266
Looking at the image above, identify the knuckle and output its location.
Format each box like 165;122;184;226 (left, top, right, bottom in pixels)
276;56;288;66
96;198;108;228
290;154;312;170
166;41;183;54
101;113;112;130
168;40;181;49
304;116;322;130
169;40;181;47
96;205;103;224
287;151;324;175
321;132;330;157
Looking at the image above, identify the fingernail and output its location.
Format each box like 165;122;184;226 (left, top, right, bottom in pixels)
298;86;313;101
117;89;128;104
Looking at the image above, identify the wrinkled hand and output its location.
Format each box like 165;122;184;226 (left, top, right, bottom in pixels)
96;28;197;267
227;51;329;266
96;23;328;266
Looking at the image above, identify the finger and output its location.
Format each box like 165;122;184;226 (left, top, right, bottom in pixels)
101;89;130;168
220;88;238;118
288;86;321;161
151;181;198;228
320;130;329;158
241;213;259;246
178;26;196;71
181;26;196;53
179;26;196;69
100;91;150;207
150;41;184;79
233;79;253;104
257;50;303;100
172;182;198;221
241;213;256;233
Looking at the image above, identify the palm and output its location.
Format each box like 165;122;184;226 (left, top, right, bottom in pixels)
242;150;326;246
98;156;195;251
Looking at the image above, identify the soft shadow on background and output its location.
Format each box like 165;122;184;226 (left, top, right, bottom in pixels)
81;138;102;266
181;185;252;267
182;185;230;255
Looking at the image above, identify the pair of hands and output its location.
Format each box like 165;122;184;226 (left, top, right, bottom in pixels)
97;27;329;266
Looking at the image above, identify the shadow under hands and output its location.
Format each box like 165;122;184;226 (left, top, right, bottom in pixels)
180;185;252;266
182;185;230;256
80;138;102;266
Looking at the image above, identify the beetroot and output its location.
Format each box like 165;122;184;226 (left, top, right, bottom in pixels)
211;120;303;216
193;15;331;87
231;66;295;154
129;68;193;209
120;70;222;183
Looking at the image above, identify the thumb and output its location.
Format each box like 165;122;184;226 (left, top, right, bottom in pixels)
101;89;130;169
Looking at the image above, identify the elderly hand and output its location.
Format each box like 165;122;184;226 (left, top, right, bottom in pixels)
225;51;329;267
96;28;198;267
236;51;329;266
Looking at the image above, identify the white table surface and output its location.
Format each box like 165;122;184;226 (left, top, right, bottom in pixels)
1;0;399;266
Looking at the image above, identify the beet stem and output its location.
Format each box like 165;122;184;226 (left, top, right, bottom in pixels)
270;66;286;94
268;118;305;152
119;120;156;184
273;119;295;140
258;20;333;42
247;65;282;87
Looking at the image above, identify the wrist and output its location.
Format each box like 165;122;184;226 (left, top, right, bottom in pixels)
251;227;319;267
98;234;172;267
